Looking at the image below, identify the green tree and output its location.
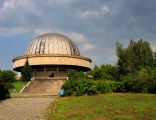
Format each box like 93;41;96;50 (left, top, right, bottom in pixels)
153;52;156;68
0;70;16;83
21;57;32;81
146;68;156;93
93;64;119;81
116;39;154;75
116;42;130;75
67;69;86;80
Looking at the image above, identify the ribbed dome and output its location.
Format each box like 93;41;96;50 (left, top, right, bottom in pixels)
25;33;80;56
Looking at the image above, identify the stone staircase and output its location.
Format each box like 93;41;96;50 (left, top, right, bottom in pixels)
22;78;65;95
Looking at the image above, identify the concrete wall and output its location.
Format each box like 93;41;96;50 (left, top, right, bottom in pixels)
13;55;91;71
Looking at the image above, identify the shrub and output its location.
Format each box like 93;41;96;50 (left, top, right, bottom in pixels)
64;67;156;95
63;78;123;96
93;64;119;81
63;79;98;96
75;80;97;96
114;81;126;92
96;80;123;93
0;70;16;83
0;70;15;100
121;69;156;93
63;80;77;96
148;69;156;93
0;83;10;100
148;78;156;93
67;69;87;80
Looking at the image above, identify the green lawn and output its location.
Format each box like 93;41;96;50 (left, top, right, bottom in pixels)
9;81;28;93
53;93;156;120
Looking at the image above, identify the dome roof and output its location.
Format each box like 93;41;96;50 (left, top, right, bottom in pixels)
25;33;80;56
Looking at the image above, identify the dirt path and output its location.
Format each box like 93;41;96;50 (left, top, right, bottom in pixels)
0;97;54;120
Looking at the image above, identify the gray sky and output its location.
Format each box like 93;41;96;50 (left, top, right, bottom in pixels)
0;0;156;69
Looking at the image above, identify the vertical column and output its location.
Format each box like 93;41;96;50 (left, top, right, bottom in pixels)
33;69;36;77
44;67;46;77
56;66;59;77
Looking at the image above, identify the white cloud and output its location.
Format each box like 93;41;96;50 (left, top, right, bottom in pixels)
0;0;15;20
0;27;27;37
80;11;99;18
46;0;74;4
67;32;87;43
82;43;95;51
0;0;44;36
101;5;109;13
0;0;43;26
78;4;110;18
2;0;15;11
33;29;52;35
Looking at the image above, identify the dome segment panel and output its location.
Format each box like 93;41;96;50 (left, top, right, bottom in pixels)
25;33;80;56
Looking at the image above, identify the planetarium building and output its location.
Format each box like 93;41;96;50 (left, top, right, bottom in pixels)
13;33;92;79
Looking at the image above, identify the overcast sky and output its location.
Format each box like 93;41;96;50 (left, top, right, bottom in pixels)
0;0;156;70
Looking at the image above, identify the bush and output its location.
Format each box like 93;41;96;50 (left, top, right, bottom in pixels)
121;75;146;93
96;80;114;93
93;64;119;81
63;66;156;96
67;69;87;80
0;70;15;100
148;69;156;93
121;68;156;93
63;79;98;96
114;81;126;92
0;70;16;83
63;78;123;96
0;83;10;100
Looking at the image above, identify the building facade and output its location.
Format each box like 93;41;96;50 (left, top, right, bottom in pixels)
13;33;92;78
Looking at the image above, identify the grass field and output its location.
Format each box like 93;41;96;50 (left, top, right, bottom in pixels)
9;81;28;93
53;93;156;120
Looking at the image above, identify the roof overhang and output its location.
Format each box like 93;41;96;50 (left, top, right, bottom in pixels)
13;54;92;72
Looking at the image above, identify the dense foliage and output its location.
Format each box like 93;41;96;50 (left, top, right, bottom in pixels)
63;70;123;96
115;39;156;93
63;39;156;96
122;68;156;93
63;79;122;96
21;57;32;81
0;70;16;82
91;64;119;81
116;39;154;75
0;70;16;100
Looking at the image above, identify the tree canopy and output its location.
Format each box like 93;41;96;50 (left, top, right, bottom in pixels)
0;70;16;83
116;39;154;75
93;64;119;81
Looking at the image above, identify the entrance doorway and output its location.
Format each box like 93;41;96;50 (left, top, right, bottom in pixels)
49;72;55;77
